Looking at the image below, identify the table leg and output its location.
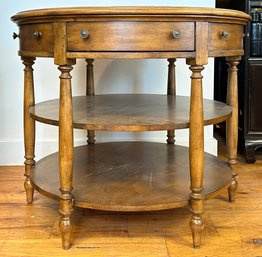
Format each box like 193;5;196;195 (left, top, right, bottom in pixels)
226;56;240;202
86;59;95;145
167;58;176;144
188;64;205;248
58;65;74;250
22;57;36;204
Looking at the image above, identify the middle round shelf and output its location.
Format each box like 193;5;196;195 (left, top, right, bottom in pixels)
30;94;232;131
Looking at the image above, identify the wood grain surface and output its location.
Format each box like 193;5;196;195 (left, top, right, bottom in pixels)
30;95;232;131
67;22;194;52
11;7;251;23
31;142;231;211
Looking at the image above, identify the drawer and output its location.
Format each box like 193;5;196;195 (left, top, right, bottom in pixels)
67;22;194;52
209;23;243;51
19;23;54;53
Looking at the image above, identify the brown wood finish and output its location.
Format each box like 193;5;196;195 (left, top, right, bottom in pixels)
167;58;176;145
85;59;95;145
12;7;250;60
85;59;94;96
11;7;250;23
167;59;176;96
195;23;209;65
29;95;232;131
22;57;36;204
188;63;205;248
209;24;243;51
226;56;241;202
19;24;54;54
54;23;75;66
66;51;196;59
30;143;232;211
67;22;195;52
58;65;74;249
186;25;210;248
12;6;250;250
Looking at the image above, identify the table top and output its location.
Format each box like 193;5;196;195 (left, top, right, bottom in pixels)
11;6;250;62
11;6;250;23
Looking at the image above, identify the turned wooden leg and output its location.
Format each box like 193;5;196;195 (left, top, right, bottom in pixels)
188;63;205;248
22;57;36;203
226;57;240;202
86;59;96;145
167;58;176;144
58;65;74;249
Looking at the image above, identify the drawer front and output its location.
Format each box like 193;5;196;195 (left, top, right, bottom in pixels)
19;24;54;53
209;23;243;51
67;22;194;52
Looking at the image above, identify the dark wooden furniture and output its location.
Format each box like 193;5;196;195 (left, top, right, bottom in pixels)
11;7;250;249
215;0;262;163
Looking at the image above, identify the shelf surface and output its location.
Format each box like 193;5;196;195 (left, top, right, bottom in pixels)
31;142;232;211
30;95;232;131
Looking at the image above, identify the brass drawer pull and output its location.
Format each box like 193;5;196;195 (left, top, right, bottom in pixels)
33;31;42;39
172;29;182;39
221;30;230;38
80;29;89;39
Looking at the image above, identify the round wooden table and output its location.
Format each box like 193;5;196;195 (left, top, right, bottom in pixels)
11;7;250;249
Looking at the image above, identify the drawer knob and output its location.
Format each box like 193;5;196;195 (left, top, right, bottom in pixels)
80;29;89;39
33;31;42;39
12;32;19;39
172;29;182;39
221;30;229;39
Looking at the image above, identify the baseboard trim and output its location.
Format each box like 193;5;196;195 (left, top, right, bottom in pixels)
0;138;217;165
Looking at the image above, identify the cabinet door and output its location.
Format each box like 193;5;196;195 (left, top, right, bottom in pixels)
249;62;262;131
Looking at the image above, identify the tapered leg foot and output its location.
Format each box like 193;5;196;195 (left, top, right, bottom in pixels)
227;158;238;202
187;62;205;248
228;176;238;202
59;214;72;250
22;57;36;205
58;64;74;250
190;214;204;248
226;57;240;202
24;178;34;203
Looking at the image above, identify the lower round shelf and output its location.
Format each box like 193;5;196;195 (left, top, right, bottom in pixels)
31;142;231;211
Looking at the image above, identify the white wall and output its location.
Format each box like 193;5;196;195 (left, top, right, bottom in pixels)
0;0;216;165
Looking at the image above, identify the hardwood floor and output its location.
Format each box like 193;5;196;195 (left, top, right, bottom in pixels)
0;137;262;256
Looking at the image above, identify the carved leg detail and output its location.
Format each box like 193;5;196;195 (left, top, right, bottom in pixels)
59;215;72;250
24;171;34;203
58;65;74;249
59;192;73;250
188;62;205;248
226;57;240;202
167;58;176;144
22;58;36;203
189;193;204;248
228;176;238;202
86;59;96;145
